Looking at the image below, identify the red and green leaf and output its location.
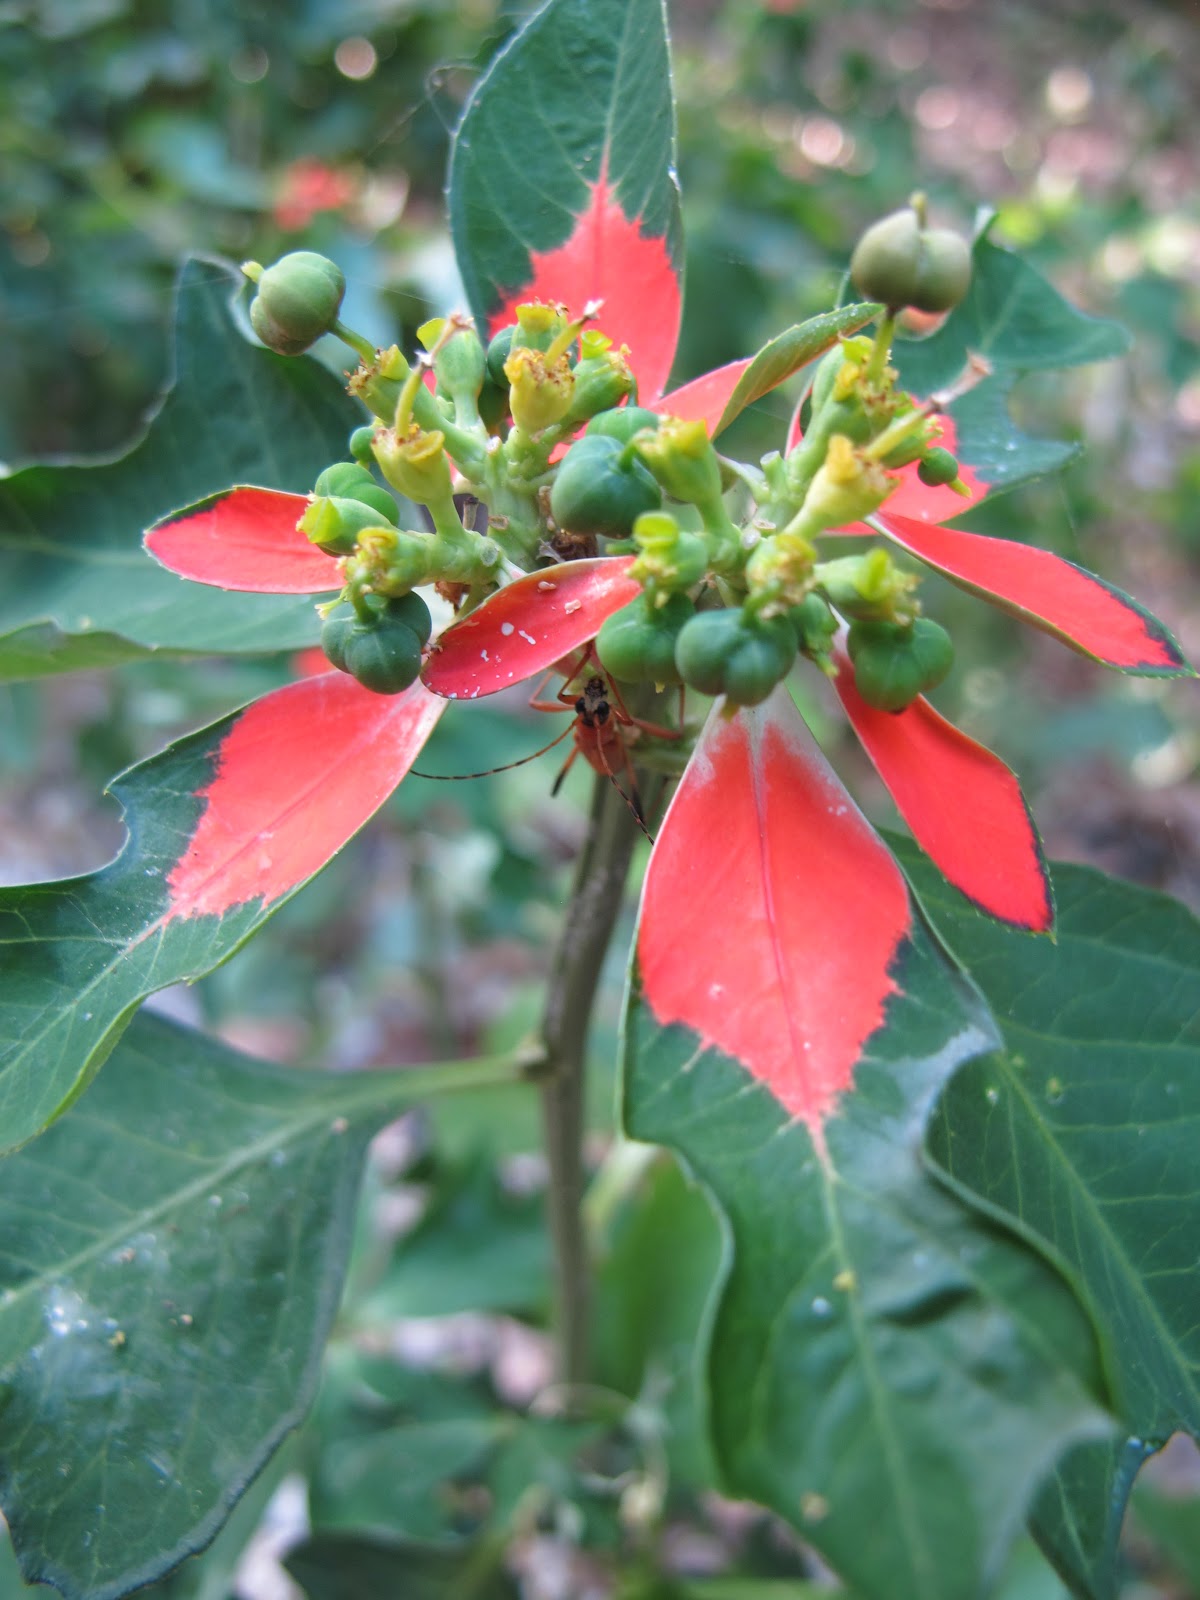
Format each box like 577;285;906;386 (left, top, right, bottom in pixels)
421;557;640;700
833;647;1052;932
875;512;1193;676
0;674;443;1155
145;486;341;594
622;689;1111;1600
633;688;915;1143
448;0;682;399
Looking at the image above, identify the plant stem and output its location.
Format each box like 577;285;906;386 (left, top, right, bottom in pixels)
539;772;644;1389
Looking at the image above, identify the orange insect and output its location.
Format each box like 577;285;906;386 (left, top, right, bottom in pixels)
414;648;681;833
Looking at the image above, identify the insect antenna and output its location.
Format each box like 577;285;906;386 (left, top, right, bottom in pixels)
411;721;575;781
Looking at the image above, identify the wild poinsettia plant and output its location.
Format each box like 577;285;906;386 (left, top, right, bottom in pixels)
0;4;1197;1600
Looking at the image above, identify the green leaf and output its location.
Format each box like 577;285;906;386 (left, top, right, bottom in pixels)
592;1148;724;1486
918;852;1200;1437
1028;1436;1151;1600
712;304;882;436
0;258;357;680
1130;1471;1200;1590
893;221;1131;501
310;1419;505;1546
285;1535;518;1600
910;848;1200;1586
358;1156;549;1321
0;1011;471;1600
623;926;1111;1600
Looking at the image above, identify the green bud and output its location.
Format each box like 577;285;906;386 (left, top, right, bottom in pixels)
556;350;635;427
629;510;709;596
551;434;662;539
299;494;395;555
635;418;724;508
917;446;961;487
373;426;454;507
421;316;487;413
349;425;377;464
245;252;345;356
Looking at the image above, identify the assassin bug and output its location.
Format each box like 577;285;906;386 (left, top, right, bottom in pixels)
413;649;682;836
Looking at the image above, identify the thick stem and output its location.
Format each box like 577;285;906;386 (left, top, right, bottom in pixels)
538;772;643;1389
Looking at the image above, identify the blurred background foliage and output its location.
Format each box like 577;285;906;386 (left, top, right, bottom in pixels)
2;1;1200;1595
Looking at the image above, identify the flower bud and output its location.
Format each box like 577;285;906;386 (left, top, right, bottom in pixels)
373;425;454;507
799;434;895;532
815;547;917;621
244;252;345;355
629;511;709;597
420;315;487;413
635;418;724;508
504;344;575;434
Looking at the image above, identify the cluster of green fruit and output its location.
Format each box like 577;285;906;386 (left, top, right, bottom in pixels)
595;589;953;712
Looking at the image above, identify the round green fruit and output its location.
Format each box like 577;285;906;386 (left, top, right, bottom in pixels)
848;616;954;711
674;608;795;707
550;433;662;539
917;447;961;487
596;594;695;685
321;596;429;694
585;405;661;445
349;425;377;465
849;209;971;314
249;252;345;356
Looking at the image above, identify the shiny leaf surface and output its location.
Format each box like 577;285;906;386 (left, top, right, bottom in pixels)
0;1012;428;1600
833;647;1052;931
623;701;1110;1598
919;846;1200;1449
145;487;340;594
421;557;639;700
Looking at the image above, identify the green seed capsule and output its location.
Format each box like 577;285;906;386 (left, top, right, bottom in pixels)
485;326;515;389
586;406;662;445
789;592;838;659
550;433;662;539
596;594;695;686
674;608;796;707
313;464;399;528
848;616;954;711
321;595;430;693
850;209;971;314
917;447;961;487
315;462;375;497
349;425;377;464
248;252;345;356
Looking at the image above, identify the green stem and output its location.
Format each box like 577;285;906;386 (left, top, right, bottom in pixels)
538;773;644;1389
